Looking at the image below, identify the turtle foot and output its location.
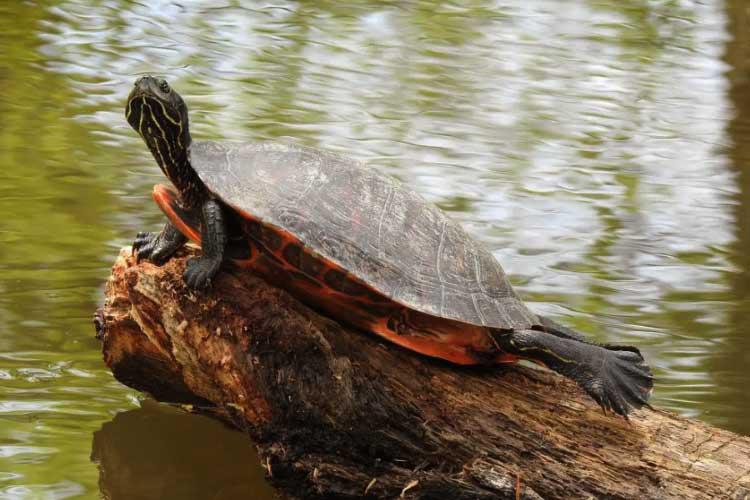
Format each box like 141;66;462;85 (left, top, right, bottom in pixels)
573;345;653;418
133;231;160;263
495;329;653;418
183;256;221;289
133;224;187;265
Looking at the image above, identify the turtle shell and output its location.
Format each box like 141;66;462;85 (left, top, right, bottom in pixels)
189;140;538;331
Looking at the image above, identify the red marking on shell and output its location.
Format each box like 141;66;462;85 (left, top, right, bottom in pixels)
155;190;518;366
152;184;201;243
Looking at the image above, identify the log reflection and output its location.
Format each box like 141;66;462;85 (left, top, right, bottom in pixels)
91;400;275;500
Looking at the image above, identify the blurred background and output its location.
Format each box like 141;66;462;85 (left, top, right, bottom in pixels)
1;1;749;498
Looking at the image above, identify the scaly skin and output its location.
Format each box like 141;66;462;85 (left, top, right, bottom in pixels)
183;199;226;289
126;76;226;289
132;222;186;265
493;329;652;418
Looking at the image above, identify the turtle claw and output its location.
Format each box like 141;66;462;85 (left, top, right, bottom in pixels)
132;225;187;265
572;346;653;418
183;256;221;290
133;231;159;263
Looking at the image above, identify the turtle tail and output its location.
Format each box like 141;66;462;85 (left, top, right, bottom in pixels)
493;320;654;418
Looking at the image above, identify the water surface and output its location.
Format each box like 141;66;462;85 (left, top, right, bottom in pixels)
1;1;749;498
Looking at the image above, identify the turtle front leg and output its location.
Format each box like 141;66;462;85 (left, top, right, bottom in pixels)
493;329;653;418
184;199;226;289
133;222;187;265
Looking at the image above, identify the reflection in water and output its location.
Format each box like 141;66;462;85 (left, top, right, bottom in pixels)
1;0;750;498
91;401;275;500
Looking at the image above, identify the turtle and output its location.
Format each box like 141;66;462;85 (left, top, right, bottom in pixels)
126;76;653;417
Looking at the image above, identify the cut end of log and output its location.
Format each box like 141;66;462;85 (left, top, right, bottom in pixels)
96;247;750;499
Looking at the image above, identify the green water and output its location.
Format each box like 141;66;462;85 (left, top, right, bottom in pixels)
1;1;749;498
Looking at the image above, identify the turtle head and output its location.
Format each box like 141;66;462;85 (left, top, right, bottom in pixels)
126;76;191;168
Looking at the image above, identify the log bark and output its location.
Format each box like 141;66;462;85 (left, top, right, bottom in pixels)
96;247;750;500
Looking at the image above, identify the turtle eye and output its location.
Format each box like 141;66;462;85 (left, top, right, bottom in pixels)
158;80;170;93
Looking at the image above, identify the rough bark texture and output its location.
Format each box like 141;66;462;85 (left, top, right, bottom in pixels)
96;248;750;500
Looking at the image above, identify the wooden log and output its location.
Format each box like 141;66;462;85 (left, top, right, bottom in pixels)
95;247;750;500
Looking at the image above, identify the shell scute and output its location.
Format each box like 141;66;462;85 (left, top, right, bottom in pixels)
190;141;538;330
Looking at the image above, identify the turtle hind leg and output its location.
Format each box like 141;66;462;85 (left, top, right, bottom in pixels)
534;315;591;343
536;315;646;359
493;329;653;418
